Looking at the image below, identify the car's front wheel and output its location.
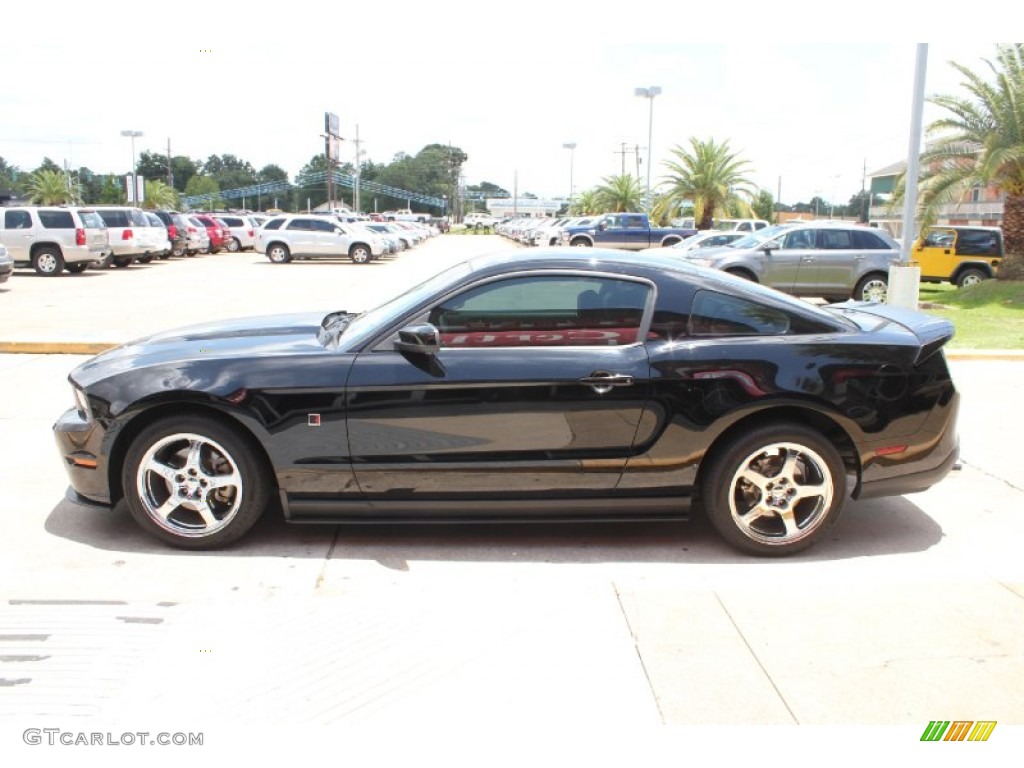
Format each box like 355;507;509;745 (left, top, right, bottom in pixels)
701;424;846;556
854;273;888;302
65;262;89;274
226;237;241;253
267;244;291;263
122;415;270;549
136;255;154;264
349;244;371;264
112;256;133;268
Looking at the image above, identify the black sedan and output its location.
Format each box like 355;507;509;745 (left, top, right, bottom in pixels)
54;250;960;555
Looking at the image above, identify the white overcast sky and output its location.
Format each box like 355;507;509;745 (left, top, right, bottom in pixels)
0;1;1008;206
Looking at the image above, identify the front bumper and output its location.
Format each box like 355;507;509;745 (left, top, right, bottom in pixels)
53;406;112;505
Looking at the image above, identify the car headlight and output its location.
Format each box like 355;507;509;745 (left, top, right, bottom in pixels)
688;257;715;267
72;387;93;421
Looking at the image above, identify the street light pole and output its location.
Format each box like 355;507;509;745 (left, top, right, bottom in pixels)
634;86;661;214
120;130;143;204
562;142;576;212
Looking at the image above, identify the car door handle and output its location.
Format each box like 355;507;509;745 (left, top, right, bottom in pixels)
579;371;634;393
801;257;816;262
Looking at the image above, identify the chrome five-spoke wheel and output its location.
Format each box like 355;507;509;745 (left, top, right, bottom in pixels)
123;416;269;548
702;424;845;555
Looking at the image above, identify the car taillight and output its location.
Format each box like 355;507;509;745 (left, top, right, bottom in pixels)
122;229;132;240
168;225;178;238
188;226;197;234
75;228;86;246
247;229;254;237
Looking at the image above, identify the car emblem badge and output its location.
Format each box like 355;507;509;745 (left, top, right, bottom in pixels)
308;414;321;427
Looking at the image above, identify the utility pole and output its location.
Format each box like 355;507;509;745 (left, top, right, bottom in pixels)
353;124;364;213
166;138;173;188
614;142;629;176
634;144;642;179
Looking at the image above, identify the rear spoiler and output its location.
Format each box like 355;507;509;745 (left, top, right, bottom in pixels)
831;302;955;365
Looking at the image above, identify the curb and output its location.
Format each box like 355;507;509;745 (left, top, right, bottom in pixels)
0;342;117;355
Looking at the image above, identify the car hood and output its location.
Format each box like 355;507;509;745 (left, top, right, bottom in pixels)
71;312;330;390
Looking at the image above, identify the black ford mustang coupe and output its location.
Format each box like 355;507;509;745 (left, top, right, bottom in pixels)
54;250;960;555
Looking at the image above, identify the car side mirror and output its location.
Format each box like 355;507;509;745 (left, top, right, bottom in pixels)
598;221;607;231
394;323;441;355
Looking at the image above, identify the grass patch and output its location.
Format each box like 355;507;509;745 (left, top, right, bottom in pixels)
919;279;1024;349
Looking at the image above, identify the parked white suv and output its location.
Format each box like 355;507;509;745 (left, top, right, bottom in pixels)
255;215;385;264
93;206;156;267
0;206;109;276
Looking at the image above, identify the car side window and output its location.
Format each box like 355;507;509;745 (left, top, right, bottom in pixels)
311;219;335;233
782;229;816;249
426;276;651;349
263;218;284;231
688;291;791;337
955;229;1000;256
819;229;854;249
38;211;75;229
3;210;33;229
852;230;890;250
286;219;312;231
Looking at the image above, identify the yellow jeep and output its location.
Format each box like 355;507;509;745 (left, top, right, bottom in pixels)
913;226;1002;288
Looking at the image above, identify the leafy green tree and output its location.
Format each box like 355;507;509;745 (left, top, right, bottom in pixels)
170;156;199;192
660;138;756;229
0;156;22;193
594;174;644;212
136;151;171;186
752;189;776;223
184;175;222;209
25;168;77;204
905;43;1024;279
257;164;289;184
97;175;125;204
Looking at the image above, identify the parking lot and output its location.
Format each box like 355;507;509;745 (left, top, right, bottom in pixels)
0;236;1022;758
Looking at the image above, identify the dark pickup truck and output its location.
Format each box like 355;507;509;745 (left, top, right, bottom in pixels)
560;212;697;250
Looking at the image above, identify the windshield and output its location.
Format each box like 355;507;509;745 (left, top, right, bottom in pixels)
339;259;476;348
729;224;792;249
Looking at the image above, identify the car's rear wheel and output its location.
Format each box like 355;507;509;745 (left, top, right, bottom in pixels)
956;268;987;288
267;244;291;264
701;424;846;556
226;237;241;253
136;255;154;264
122;416;270;549
112;256;133;268
65;262;89;274
350;244;371;264
172;245;185;257
854;273;888;302
725;268;757;281
570;238;592;247
32;248;64;276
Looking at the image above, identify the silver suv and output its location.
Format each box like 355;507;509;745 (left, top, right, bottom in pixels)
255;215;386;264
684;222;900;302
0;206;110;276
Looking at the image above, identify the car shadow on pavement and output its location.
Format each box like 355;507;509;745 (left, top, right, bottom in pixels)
44;492;943;566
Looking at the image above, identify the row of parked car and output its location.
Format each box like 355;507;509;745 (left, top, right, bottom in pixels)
0;205;270;278
494;212;1004;302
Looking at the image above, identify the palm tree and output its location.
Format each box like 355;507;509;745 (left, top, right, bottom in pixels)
25;169;77;205
660;138;756;230
910;43;1024;279
570;189;600;215
593;174;644;212
143;179;179;210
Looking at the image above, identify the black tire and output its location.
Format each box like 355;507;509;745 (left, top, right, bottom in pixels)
136;255;154;264
854;273;888;302
349;244;371;264
570;238;592;247
32;248;65;276
226;237;241;253
112;256;133;268
65;262;89;274
267;243;291;264
121;415;270;549
700;423;846;556
955;268;987;289
172;245;186;258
